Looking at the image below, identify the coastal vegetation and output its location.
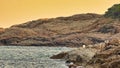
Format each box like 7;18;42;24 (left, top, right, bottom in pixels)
104;4;120;18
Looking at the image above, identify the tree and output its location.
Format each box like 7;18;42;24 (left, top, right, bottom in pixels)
104;4;120;18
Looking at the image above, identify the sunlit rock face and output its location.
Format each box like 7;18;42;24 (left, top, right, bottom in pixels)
0;13;120;46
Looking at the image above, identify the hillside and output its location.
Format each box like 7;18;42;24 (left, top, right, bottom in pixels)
0;13;120;46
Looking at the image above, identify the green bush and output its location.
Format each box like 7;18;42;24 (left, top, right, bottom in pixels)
104;4;120;18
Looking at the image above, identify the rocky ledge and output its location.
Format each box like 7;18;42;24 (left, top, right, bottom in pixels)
50;39;120;68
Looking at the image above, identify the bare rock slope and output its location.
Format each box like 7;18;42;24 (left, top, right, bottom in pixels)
0;13;120;46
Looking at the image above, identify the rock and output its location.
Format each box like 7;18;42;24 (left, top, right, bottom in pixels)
106;38;120;46
87;44;120;68
51;47;98;66
97;25;119;34
51;40;120;68
50;52;67;59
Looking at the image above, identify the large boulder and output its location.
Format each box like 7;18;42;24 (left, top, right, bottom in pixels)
64;48;98;66
51;47;98;66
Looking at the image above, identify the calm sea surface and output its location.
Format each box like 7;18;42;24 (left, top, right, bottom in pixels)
0;46;75;68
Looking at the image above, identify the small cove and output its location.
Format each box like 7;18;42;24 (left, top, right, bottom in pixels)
0;46;75;68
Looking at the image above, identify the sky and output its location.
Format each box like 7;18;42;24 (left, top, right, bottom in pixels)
0;0;120;28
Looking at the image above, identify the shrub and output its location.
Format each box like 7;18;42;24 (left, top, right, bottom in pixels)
104;4;120;18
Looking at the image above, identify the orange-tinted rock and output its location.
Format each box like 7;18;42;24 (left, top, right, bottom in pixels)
0;28;4;34
0;13;120;46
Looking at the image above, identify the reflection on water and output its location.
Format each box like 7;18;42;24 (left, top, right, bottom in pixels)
0;46;74;68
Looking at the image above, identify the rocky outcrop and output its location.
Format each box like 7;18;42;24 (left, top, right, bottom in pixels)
0;13;120;46
88;45;120;68
50;52;68;59
64;48;98;66
50;46;99;66
51;39;120;68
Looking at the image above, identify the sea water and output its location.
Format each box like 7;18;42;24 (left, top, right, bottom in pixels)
0;46;74;68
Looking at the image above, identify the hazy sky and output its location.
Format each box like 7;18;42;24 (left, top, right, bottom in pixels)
0;0;120;28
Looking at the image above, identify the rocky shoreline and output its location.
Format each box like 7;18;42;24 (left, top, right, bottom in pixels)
50;39;120;68
0;3;120;68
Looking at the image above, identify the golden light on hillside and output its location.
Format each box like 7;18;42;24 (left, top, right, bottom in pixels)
0;0;119;28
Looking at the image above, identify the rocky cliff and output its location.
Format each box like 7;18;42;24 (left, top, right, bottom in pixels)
0;13;120;46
